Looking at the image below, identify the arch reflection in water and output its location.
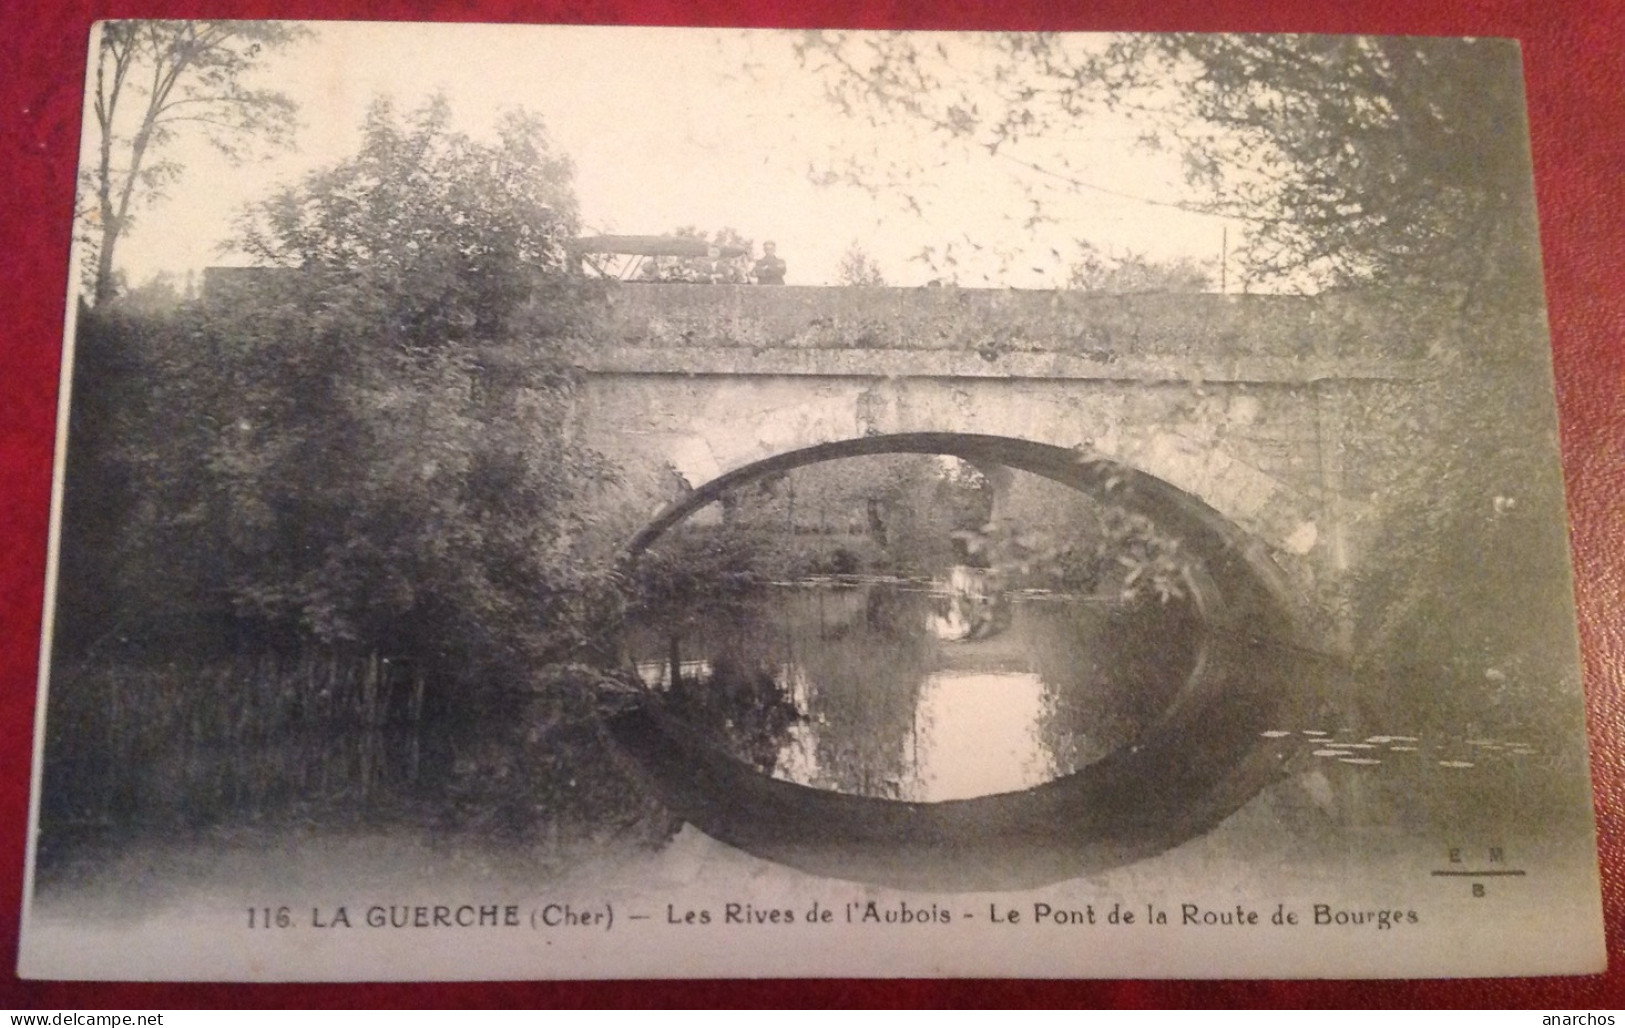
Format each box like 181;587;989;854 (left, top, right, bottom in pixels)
615;441;1311;890
629;582;1199;803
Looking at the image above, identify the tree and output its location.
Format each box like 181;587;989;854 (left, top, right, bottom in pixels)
796;33;1573;728
110;270;194;314
1078;35;1538;305
236;95;580;347
837;242;887;286
80;20;310;305
797;33;1539;304
211;97;611;700
634;226;755;283
1066;242;1210;293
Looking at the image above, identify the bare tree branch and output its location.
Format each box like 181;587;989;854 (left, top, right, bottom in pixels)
79;20;312;304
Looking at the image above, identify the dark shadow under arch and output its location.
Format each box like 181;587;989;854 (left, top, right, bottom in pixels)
606;432;1330;890
630;433;1308;641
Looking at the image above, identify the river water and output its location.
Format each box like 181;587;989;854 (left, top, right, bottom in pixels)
624;577;1200;802
28;559;1601;977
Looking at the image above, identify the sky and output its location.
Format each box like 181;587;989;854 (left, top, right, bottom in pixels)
93;23;1244;293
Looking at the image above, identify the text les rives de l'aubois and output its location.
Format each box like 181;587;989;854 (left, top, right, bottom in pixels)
248;899;1421;931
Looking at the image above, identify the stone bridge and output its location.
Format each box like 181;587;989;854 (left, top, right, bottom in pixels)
569;283;1445;644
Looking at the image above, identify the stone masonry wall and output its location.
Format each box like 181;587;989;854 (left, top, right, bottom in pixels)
567;283;1453;643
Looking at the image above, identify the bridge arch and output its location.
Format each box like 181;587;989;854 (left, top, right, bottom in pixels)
591;373;1328;563
577;286;1426;887
629;431;1311;644
608;432;1330;889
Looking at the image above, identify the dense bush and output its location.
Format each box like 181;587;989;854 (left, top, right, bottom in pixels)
53;97;623;720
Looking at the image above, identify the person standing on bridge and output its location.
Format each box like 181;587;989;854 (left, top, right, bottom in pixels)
753;241;786;285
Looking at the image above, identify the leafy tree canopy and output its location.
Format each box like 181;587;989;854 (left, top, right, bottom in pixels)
797;33;1540;305
837;242;887;287
1067;242;1211;293
634;226;755;283
188;97;612;692
235;95;582;351
796;31;1570;702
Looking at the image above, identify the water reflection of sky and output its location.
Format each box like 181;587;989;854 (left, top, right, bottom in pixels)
919;671;1054;800
772;669;1056;801
635;580;1195;804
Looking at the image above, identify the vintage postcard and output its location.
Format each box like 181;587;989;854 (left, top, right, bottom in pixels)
19;22;1604;979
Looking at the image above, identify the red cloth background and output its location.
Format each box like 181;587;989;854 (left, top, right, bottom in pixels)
2;0;1621;1008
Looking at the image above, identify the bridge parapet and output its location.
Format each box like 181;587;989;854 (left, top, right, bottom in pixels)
577;344;1431;385
569;283;1502;650
581;283;1455;364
